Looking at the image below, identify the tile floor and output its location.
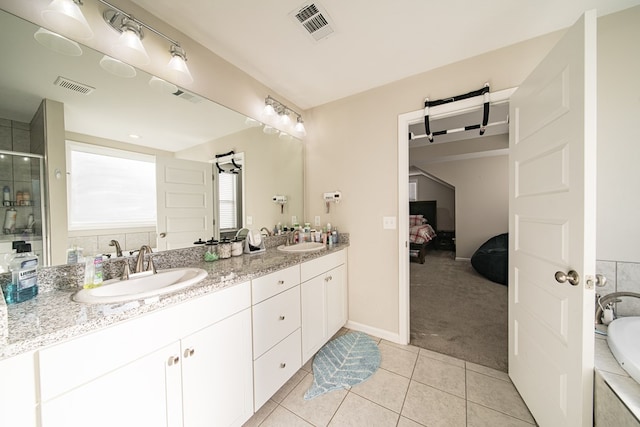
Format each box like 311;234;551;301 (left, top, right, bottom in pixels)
243;331;536;427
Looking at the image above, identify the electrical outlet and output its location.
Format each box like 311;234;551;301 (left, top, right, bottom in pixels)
314;216;321;226
291;216;297;225
383;216;397;230
246;216;253;226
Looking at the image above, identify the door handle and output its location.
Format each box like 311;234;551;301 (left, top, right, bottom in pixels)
555;270;580;286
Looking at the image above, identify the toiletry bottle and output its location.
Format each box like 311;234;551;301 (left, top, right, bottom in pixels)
93;254;104;287
83;254;98;289
3;243;38;304
3;208;17;234
2;186;10;206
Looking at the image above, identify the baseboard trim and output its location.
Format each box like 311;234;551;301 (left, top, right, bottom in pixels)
344;320;407;345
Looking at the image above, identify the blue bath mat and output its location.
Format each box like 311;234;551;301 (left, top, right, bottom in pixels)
304;331;381;400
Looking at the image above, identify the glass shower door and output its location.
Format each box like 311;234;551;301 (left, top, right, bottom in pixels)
0;151;47;272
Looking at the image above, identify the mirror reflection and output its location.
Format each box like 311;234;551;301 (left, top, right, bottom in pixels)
0;9;303;268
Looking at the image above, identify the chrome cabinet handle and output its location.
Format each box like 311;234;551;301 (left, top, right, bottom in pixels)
277;280;285;285
167;355;180;366
279;315;285;321
280;363;286;369
184;348;195;358
159;232;167;238
555;270;580;286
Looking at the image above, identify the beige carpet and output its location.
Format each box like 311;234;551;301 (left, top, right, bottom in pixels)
410;250;509;372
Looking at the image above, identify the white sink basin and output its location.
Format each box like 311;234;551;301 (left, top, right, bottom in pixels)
277;242;326;253
607;316;640;384
72;267;208;304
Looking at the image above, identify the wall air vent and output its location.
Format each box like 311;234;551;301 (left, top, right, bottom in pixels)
290;3;335;42
53;76;95;95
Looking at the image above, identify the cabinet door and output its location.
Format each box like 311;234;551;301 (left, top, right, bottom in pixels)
181;308;253;427
301;274;327;363
326;264;347;338
40;341;183;427
0;351;36;427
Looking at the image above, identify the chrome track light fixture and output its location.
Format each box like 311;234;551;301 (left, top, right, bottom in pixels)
41;0;194;85
263;96;306;137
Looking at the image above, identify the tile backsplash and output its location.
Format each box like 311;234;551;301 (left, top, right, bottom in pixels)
596;259;640;317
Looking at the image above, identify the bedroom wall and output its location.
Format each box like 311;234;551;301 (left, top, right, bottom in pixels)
305;29;564;338
415;155;509;259
409;174;455;231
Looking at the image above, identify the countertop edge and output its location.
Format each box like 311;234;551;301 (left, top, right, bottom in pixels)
1;243;349;360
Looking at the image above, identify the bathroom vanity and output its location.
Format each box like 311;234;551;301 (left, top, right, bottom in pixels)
0;244;348;427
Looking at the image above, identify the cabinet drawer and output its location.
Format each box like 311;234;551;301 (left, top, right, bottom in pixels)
253;329;301;410
301;249;345;282
252;286;301;358
252;265;300;304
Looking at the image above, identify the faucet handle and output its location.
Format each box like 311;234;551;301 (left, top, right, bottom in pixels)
146;256;157;274
121;260;131;280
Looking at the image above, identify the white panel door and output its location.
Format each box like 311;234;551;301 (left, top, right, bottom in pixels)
509;10;596;427
156;157;213;250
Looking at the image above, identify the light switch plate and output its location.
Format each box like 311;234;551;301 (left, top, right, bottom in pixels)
383;216;397;230
246;216;253;225
314;216;321;226
291;216;297;225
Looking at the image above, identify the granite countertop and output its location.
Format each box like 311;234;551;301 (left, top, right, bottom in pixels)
594;325;640;421
0;242;349;360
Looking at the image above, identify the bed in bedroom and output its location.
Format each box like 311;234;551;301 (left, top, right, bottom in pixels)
409;200;437;264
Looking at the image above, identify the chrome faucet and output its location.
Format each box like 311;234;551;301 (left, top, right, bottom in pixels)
109;239;123;257
286;229;300;246
135;245;156;274
260;227;272;236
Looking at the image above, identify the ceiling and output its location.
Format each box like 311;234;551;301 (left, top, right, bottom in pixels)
129;0;640;110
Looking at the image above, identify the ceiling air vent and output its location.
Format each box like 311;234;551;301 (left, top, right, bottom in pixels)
290;3;335;42
54;76;95;95
172;89;204;104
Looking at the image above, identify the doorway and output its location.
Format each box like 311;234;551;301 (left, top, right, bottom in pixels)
407;103;511;370
397;87;516;352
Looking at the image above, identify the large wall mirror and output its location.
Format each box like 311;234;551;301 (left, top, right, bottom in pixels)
0;8;304;267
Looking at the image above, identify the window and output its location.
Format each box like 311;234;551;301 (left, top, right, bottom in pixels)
216;151;244;236
66;141;156;230
218;171;243;232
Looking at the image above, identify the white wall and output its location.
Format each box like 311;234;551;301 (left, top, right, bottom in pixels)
596;7;640;263
409;174;455;231
418;155;509;259
176;127;304;232
306;30;563;336
307;6;640;337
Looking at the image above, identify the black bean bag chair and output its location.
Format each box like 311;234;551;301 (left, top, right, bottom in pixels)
471;233;508;286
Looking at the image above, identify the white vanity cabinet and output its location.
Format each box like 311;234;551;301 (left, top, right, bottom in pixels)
301;249;347;363
38;282;253;427
251;265;302;410
0;350;37;427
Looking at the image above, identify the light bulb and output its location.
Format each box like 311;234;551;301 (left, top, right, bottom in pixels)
167;45;193;85
280;112;292;127
41;0;93;40
262;103;276;117
294;118;306;137
34;28;83;56
113;19;149;65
